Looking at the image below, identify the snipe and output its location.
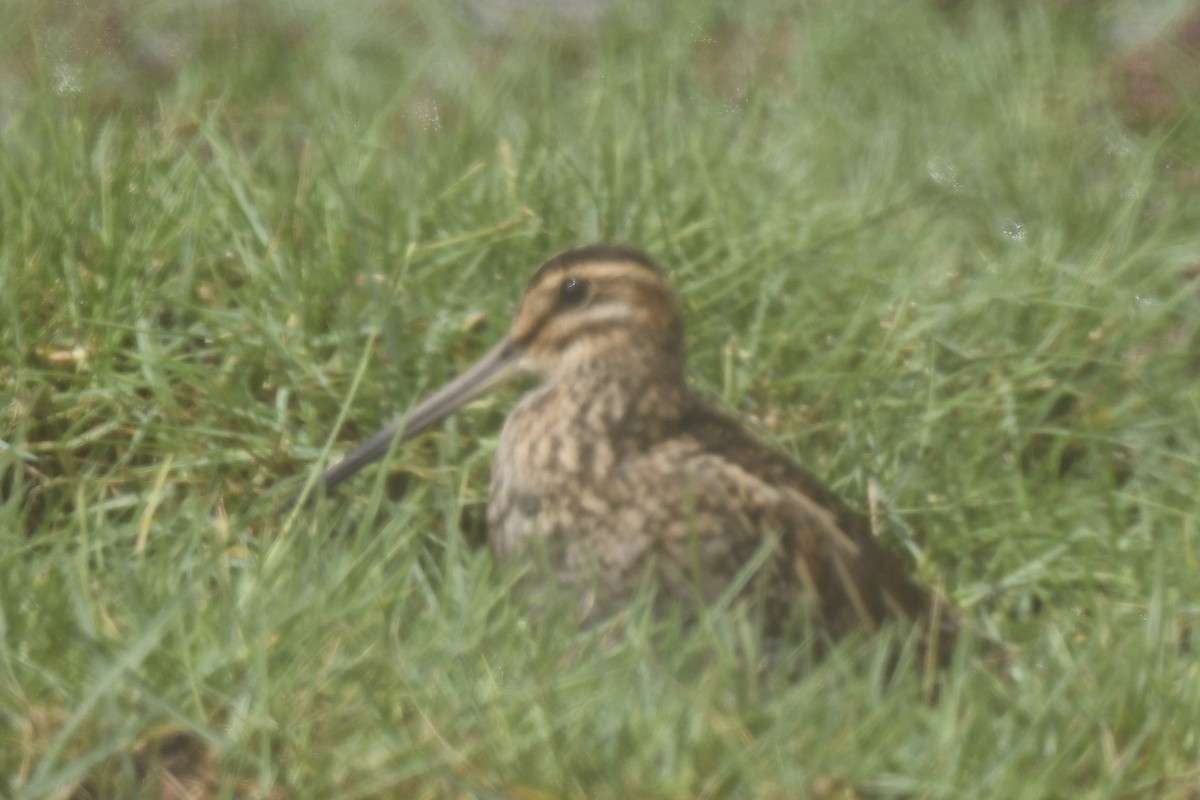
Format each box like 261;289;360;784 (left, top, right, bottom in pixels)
307;244;957;663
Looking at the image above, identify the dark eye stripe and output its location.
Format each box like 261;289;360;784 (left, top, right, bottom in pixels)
513;264;667;350
513;297;623;350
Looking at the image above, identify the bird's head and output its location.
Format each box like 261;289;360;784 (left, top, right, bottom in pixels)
312;244;685;493
506;243;685;379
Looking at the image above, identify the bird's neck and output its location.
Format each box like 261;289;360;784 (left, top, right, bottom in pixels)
543;351;688;436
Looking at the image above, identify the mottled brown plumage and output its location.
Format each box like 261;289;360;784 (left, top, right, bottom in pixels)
311;244;958;663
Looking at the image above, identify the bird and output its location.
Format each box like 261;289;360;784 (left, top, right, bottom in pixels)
306;243;958;664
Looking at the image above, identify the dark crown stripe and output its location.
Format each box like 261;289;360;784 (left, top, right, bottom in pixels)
527;243;662;289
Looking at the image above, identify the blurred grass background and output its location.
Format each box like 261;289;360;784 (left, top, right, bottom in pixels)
1;0;1198;797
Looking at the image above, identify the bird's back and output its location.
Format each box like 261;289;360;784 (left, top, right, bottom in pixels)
675;397;957;653
488;379;958;663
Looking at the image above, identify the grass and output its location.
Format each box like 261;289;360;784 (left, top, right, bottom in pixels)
2;0;1199;797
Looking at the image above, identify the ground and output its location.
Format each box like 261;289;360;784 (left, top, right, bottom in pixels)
1;1;1198;797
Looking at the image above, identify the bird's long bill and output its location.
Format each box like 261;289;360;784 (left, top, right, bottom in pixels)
315;337;519;493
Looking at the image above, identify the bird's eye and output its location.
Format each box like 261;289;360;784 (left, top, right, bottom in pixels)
559;276;590;307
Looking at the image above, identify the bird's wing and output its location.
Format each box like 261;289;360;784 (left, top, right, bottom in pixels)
675;397;957;653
